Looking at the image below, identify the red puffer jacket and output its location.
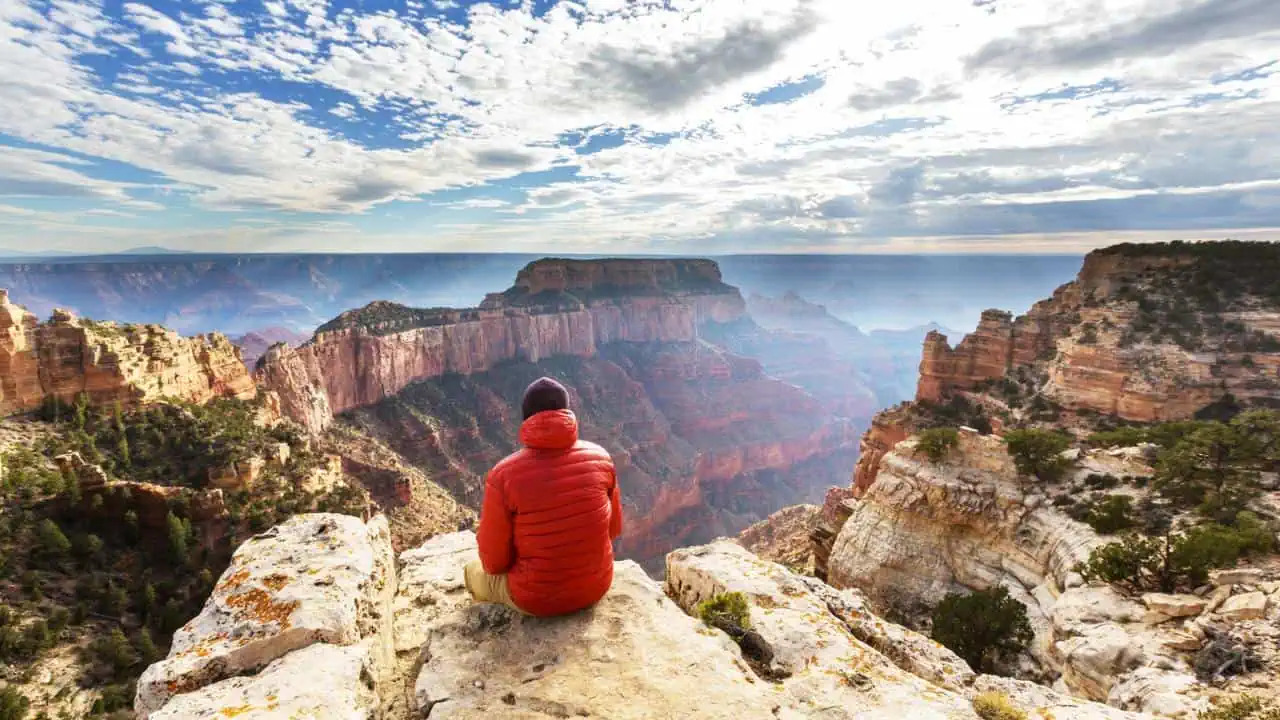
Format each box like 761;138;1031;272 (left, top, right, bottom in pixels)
476;408;623;617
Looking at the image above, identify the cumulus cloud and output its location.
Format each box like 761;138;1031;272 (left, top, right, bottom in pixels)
0;0;1277;251
578;4;818;113
967;0;1280;72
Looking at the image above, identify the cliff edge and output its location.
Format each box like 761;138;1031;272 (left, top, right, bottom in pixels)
258;258;747;434
136;513;1150;719
916;241;1280;422
0;289;256;415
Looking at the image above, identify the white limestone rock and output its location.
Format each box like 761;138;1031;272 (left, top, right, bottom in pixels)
1107;667;1206;717
405;533;783;720
136;514;394;718
1218;591;1268;621
1210;568;1268;586
666;539;978;717
975;675;1154;719
1141;593;1206;618
149;643;377;720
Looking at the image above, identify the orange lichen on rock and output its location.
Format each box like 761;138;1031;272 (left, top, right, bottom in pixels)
225;588;299;628
261;574;291;591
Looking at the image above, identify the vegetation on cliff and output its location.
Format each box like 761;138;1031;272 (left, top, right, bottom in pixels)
314;300;466;335
1070;410;1280;592
915;427;959;463
0;396;365;717
929;586;1032;675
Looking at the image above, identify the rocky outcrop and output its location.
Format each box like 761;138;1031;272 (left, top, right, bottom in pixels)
821;430;1263;716
136;514;395;718
55;451;230;549
138;514;1149;720
736;503;819;571
258;259;747;434
852;406;913;494
915;243;1280;422
0;290;255;416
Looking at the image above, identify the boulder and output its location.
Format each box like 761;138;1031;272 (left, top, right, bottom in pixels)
1204;585;1233;614
1141;593;1206;618
405;533;781;720
1159;630;1204;652
149;643;378;720
1217;591;1268;621
1210;568;1268;586
667;540;978;704
136;514;394;717
974;676;1154;719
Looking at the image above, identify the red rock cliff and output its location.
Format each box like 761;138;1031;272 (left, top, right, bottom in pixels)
0;290;256;415
260;259;747;434
913;242;1280;422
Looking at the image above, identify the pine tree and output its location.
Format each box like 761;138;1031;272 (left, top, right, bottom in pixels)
166;512;190;565
35;519;71;562
134;627;159;665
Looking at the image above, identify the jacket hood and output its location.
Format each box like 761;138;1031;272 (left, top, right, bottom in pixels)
519;409;579;450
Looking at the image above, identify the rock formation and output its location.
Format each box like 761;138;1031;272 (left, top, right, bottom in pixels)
915;243;1280;422
0;290;255;416
735;503;820;571
258;259;862;568
342;340;860;570
137;513;1149;720
257;259;747;434
821;427;1280;716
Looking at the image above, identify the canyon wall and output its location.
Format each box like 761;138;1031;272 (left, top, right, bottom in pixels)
259;259;746;434
258;258;857;568
805;243;1280;716
0;289;256;416
341;340;860;570
916;244;1280;422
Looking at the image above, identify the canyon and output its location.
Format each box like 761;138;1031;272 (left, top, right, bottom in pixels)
799;241;1280;717
0;289;255;416
258;258;867;569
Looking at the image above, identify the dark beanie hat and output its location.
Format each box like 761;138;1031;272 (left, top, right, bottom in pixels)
521;377;569;420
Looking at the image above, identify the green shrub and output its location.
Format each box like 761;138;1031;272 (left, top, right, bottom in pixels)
916;428;959;463
930;586;1032;674
696;592;751;632
972;692;1028;720
0;686;31;720
1197;695;1280;720
1003;429;1072;481
1154;410;1280;520
1078;515;1275;592
1077;533;1160;590
1086;495;1136;534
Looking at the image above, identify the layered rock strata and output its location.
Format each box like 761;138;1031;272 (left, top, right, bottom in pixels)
0;290;255;416
138;513;1149;720
916;245;1280;422
821;430;1280;716
344;340;860;570
135;514;395;718
258;259;746;434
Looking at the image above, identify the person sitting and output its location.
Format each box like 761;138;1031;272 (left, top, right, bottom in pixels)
464;376;623;617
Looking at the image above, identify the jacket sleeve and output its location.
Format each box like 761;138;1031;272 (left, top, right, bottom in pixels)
608;465;623;540
477;467;515;574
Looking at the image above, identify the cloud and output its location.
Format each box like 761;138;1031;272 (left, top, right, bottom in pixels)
0;0;1277;252
577;4;818;113
967;0;1280;73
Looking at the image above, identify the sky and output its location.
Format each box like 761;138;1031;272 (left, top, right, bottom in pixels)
0;0;1279;255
